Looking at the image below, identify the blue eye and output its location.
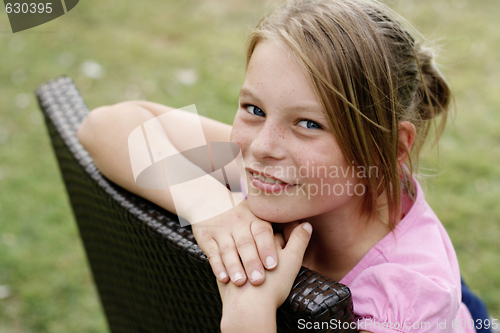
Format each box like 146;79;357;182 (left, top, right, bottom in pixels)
245;105;265;117
297;120;322;129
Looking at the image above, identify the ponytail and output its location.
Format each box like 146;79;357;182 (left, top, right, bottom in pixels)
414;46;451;121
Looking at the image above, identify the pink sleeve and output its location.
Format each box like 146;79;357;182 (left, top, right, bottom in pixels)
349;264;473;333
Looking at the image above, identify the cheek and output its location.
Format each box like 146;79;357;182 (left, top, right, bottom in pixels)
230;118;251;154
302;148;360;189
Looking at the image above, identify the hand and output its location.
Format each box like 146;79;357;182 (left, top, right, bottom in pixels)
217;222;313;333
192;199;279;286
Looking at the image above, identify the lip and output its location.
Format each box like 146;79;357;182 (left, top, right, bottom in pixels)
246;168;297;194
246;167;291;184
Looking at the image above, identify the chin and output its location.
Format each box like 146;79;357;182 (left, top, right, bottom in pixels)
247;199;301;223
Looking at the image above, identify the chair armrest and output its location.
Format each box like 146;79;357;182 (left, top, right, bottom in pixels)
277;267;357;333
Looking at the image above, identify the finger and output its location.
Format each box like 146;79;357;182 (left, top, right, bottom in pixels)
204;239;230;283
217;235;247;286
251;220;278;270
233;227;265;286
284;222;312;258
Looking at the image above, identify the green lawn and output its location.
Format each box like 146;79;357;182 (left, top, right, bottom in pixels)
0;0;499;331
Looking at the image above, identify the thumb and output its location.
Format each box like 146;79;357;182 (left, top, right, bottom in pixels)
284;222;312;258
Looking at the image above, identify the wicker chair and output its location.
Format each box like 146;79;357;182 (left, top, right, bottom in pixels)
36;75;356;333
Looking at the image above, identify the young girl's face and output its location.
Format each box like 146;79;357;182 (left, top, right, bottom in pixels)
230;42;364;224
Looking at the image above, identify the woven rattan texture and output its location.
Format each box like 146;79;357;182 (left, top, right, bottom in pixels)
36;76;357;333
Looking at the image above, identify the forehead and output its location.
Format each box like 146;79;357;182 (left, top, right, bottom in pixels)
241;42;322;110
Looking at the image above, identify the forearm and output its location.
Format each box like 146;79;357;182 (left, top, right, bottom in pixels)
77;102;235;223
125;100;238;166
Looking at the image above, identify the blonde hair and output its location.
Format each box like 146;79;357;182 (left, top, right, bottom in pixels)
245;0;451;228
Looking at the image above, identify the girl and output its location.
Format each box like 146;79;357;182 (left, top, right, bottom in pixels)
77;0;492;332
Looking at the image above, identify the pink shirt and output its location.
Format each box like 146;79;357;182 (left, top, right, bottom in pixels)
240;176;474;333
339;178;474;333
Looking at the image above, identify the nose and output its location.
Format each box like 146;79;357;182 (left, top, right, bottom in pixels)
250;118;287;161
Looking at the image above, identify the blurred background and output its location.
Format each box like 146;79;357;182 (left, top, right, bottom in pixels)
0;0;499;331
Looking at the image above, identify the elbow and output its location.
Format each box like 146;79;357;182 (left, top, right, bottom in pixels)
77;101;151;148
77;101;154;167
76;113;91;148
77;105;109;149
77;104;124;161
77;104;121;172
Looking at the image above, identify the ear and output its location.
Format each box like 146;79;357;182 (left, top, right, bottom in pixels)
398;121;416;165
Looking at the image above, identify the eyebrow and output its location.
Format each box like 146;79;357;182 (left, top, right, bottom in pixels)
239;87;327;120
239;87;261;102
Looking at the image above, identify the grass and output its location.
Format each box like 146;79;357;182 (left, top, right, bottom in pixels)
0;0;499;331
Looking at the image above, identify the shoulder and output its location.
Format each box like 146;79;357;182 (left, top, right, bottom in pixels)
349;264;461;333
366;177;461;284
342;178;465;332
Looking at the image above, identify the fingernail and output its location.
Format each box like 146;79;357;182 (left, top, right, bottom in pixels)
219;272;228;281
250;270;263;282
232;272;244;282
265;256;276;269
302;222;312;235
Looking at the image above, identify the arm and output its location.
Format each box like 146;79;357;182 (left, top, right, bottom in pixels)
77;101;278;285
77;102;230;220
221;299;276;333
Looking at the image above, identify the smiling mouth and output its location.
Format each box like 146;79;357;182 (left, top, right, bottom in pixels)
247;170;298;188
250;171;285;185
